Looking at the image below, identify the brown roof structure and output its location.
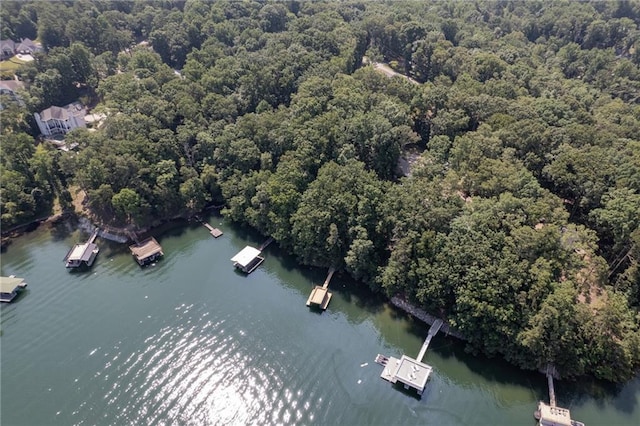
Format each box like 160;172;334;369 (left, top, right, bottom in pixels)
129;237;164;265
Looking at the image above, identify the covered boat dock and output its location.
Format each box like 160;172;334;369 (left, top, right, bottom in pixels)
129;237;164;266
64;229;99;269
1;276;27;303
64;242;99;268
231;246;264;273
375;319;443;396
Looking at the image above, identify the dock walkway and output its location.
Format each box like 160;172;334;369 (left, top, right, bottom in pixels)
323;266;335;288
390;296;464;339
259;237;274;251
546;364;557;407
196;216;223;238
87;229;99;244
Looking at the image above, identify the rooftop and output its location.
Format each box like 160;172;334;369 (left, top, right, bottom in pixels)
16;38;38;51
231;246;262;267
392;355;432;392
129;237;163;261
0;39;15;50
40;102;86;121
538;402;573;426
67;243;98;262
0;276;26;294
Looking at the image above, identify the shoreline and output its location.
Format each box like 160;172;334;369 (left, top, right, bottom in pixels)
0;210;578;381
389;296;465;340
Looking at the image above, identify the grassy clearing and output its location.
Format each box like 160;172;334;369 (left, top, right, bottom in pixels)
0;57;26;77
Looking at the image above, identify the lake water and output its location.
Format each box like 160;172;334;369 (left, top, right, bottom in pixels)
2;217;639;425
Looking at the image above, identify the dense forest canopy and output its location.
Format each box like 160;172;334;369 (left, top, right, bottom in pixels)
1;0;640;382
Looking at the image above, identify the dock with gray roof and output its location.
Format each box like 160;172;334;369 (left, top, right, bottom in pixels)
64;229;99;269
375;319;443;396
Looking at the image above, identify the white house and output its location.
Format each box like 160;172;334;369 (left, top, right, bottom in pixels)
34;102;87;136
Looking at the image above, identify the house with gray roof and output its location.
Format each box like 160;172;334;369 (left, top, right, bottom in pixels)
0;80;25;106
34;101;87;136
0;39;15;59
15;38;41;55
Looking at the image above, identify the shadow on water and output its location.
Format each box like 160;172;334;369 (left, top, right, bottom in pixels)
0;288;30;307
390;381;423;400
49;216;79;241
561;375;640;414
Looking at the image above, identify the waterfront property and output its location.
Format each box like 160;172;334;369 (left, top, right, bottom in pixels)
64;230;99;269
34;101;86;136
129;237;164;266
0;276;27;303
376;319;443;396
231;246;264;273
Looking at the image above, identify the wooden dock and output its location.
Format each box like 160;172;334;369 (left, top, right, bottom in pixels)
201;221;223;238
306;266;335;310
129;237;164;266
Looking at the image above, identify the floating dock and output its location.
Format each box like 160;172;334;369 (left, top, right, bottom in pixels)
199;218;223;238
129;237;164;266
375;319;443;396
64;229;99;268
0;276;27;303
231;245;264;274
306;267;334;310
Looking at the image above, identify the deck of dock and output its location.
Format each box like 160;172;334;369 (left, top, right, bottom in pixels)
416;319;443;362
306;267;335;310
200;219;223;238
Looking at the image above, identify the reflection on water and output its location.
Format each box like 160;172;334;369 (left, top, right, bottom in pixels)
1;220;639;425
